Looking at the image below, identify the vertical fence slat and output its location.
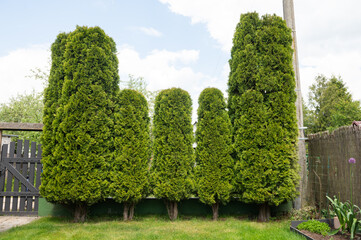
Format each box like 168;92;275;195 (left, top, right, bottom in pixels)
34;144;42;211
19;140;29;211
12;140;23;212
4;142;15;211
27;142;36;212
0;145;8;212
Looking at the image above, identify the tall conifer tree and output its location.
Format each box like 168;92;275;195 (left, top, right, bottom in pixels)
151;88;194;221
111;89;150;221
228;13;299;221
40;33;68;202
41;26;119;222
195;88;233;221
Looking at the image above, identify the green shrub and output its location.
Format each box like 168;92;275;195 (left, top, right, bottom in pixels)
111;89;151;220
297;220;330;236
151;88;194;221
41;32;68;200
41;26;120;222
290;206;318;220
228;12;299;222
195;88;233;220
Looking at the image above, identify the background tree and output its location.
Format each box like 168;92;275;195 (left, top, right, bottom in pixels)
195;88;233;221
119;74;158;119
228;12;299;222
110;89;150;221
0;91;43;143
151;88;194;221
41;26;120;222
305;74;361;133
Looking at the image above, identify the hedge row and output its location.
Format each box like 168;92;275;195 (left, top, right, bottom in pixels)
42;12;298;223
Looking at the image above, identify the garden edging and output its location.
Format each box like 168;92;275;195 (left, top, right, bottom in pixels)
290;219;334;240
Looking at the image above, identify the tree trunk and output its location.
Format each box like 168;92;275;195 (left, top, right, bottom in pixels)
258;203;270;222
129;203;135;221
165;200;172;220
165;200;178;221
212;202;219;221
123;203;129;221
74;203;87;223
123;202;135;221
173;202;178;220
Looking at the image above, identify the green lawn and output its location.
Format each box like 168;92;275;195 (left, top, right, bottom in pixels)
0;216;305;240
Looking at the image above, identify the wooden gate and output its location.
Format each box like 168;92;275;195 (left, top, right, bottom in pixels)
0;140;42;216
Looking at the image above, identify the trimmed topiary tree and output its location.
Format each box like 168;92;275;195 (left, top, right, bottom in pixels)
228;12;299;222
41;26;120;222
195;88;233;221
151;88;194;221
40;32;69;202
111;89;150;221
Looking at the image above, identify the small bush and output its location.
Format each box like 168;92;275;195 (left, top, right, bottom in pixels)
297;220;330;236
290;206;318;220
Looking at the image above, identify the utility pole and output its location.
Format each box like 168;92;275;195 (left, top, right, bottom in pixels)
283;0;307;209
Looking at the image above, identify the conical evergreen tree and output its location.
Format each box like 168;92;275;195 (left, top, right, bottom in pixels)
195;88;233;221
228;13;299;222
40;32;68;201
151;88;194;221
42;26;119;222
110;89;150;221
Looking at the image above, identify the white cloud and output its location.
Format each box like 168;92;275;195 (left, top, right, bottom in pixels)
0;45;50;104
0;43;226;121
300;52;361;102
139;27;163;37
159;0;282;52
159;0;361;102
118;45;203;91
295;0;361;101
117;45;224;120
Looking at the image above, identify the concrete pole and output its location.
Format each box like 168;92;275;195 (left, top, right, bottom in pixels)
283;0;307;209
0;130;2;157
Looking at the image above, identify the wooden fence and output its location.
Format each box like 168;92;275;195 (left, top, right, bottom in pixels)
0;140;42;215
307;125;361;210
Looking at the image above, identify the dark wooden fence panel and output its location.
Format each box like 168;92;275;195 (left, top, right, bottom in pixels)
0;140;42;216
307;126;361;210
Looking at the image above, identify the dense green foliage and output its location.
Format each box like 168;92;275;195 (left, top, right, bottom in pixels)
228;12;299;214
297;220;330;236
304;75;361;133
40;26;120;214
40;33;68;199
0;91;43;143
151;88;194;202
111;89;150;205
195;88;233;214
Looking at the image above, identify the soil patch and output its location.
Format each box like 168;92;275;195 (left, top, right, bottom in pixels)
300;230;361;240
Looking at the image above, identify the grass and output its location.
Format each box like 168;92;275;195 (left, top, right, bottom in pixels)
0;216;306;240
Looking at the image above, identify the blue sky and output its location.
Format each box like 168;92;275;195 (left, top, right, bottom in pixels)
1;0;361;120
